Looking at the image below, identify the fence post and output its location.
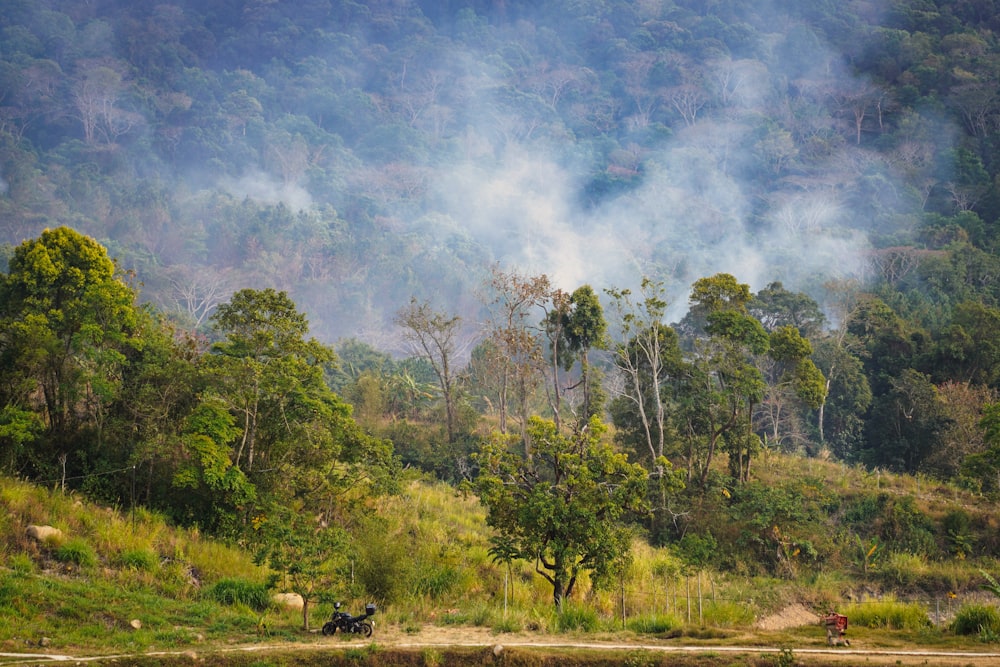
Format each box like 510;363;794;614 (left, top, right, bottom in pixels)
672;577;676;616
686;576;692;624
698;571;703;625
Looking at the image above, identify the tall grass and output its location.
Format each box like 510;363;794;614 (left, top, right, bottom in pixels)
841;596;931;630
208;578;271;611
951;604;1000;637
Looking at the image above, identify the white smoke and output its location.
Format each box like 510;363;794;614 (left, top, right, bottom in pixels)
217;170;313;211
420;13;917;319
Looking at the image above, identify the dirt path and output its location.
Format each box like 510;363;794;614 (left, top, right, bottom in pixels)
5;625;1000;666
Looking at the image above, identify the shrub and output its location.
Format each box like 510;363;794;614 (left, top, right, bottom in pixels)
951;604;1000;636
208;578;270;611
54;538;97;567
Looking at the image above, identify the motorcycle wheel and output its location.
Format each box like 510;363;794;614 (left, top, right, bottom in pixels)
360;621;373;638
321;622;336;636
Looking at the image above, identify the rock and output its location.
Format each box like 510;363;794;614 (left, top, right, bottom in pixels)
26;525;63;544
272;592;304;610
130;619;142;630
493;644;504;657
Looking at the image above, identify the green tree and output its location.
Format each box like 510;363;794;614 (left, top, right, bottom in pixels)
864;369;950;473
564;285;608;424
931;301;1000;387
205;288;400;520
541;285;607;431
684;274;768;486
750;282;826;337
254;500;348;631
756;325;827;454
207;288;334;474
963;401;1000;493
0;227;140;478
474;416;648;609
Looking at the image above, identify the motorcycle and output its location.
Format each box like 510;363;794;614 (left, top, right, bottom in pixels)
321;602;376;637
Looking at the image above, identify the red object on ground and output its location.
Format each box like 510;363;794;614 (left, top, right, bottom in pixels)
824;613;848;632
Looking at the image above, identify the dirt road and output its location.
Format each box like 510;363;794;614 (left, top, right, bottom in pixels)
4;625;1000;666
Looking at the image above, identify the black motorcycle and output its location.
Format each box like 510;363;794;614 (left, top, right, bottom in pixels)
321;602;376;637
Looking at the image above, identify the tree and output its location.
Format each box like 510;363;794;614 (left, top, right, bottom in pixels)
812;337;872;460
606;278;677;469
394;297;464;444
564;285;608;425
541;288;572;432
0;227;140;477
482;266;551;455
474;416;648;609
71;59;140;145
254;500;348;631
540;285;608;432
756;325;827;455
964;402;1000;493
683;274;768;486
926;381;996;480
204;288;393;517
931;301;1000;387
750;282;826;338
864;369;950;473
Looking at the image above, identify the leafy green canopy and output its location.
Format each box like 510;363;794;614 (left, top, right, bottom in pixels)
475;416;649;608
0;226;141;474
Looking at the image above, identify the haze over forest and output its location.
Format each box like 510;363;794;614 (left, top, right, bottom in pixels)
4;0;993;345
9;0;1000;593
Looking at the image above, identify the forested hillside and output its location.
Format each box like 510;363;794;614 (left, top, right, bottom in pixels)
4;0;1000;595
5;0;1000;338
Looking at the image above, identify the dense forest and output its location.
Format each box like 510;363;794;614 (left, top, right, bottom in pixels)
5;0;1000;593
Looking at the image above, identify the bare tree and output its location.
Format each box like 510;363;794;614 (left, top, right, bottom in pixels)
71;59;140;145
482;265;551;456
166;266;236;328
395;298;464;444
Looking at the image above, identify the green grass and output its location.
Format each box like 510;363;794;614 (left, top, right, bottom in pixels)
841;596;932;630
53;538;97;567
208;578;271;611
626;612;682;634
951;604;1000;636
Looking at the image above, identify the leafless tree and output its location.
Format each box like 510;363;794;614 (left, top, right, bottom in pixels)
395;298;465;444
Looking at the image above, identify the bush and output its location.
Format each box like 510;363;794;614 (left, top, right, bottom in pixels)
951;604;1000;636
54;539;97;567
208;578;270;611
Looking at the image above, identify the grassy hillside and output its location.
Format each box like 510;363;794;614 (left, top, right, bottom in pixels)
2;462;1000;658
